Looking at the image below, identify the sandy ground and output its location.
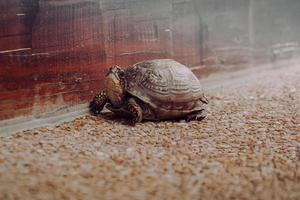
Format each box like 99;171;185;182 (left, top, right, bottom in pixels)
0;61;299;200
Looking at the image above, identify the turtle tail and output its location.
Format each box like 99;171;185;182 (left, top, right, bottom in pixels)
200;95;209;104
89;91;108;115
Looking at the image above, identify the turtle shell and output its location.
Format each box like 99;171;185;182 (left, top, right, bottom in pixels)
124;59;206;119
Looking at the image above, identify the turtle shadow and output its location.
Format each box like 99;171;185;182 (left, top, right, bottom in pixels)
95;111;191;126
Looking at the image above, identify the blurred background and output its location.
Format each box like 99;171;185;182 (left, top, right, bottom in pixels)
1;0;299;122
0;1;299;198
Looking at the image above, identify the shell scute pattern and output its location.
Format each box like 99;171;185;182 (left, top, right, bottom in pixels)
125;59;204;110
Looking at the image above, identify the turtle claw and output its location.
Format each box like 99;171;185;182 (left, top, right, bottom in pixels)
127;98;143;126
89;90;108;115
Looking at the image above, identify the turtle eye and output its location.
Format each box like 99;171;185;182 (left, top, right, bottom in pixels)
118;70;125;77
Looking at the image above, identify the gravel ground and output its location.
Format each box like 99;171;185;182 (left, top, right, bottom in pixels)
0;63;299;200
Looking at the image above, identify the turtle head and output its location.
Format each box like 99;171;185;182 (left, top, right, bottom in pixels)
105;66;126;107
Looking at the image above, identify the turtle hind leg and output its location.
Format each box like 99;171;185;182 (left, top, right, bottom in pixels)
185;110;207;122
89;90;108;115
127;98;143;126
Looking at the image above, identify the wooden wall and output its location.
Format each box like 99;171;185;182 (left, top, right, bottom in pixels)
0;0;204;120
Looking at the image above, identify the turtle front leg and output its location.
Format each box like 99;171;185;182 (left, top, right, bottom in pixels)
185;110;207;122
89;90;108;115
127;98;143;125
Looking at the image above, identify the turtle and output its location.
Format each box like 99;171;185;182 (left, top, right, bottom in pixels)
90;59;208;125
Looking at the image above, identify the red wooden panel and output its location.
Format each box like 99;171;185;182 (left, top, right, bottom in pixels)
0;0;107;121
